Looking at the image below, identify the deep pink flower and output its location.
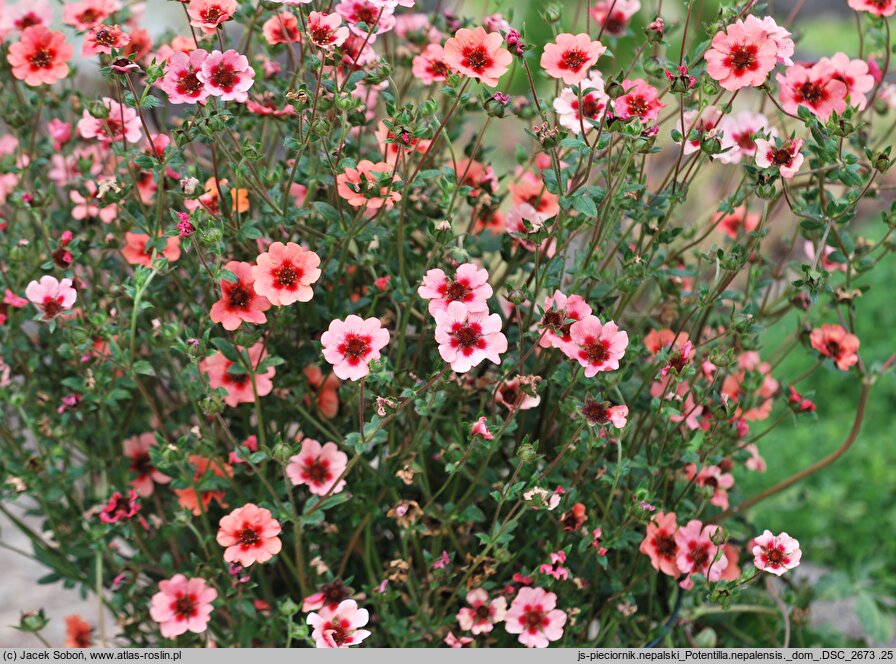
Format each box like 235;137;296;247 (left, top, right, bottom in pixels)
613;78;664;122
820;52;875;110
286;439;348;496
553;74;608;134
504;586;566;648
640;511;680;577
581;399;628;428
251;241;321;306
7;25;73;86
210;261;271;330
187;0;236;34
418;263;493;316
443;26;512;87
457;588;507;635
307;599;371;648
810;323;860;370
674;520;729;588
159;50;210;105
197;49;255;103
123;433;171;497
470;416;494;440
433;301;507;373
149;575;216;639
754;137;804;179
306;11;350;50
320;315;390;381
335;0;395;39
788;385;817;413
336;160;401;209
25;276;77;320
99;489;140;524
776;63;848;121
752;530;801;576
705;19;778;91
200;342;276;407
216;503;282;567
78;97;142;144
849;0;896;17
540;33;606;85
539;290;592;351
565;315;628;376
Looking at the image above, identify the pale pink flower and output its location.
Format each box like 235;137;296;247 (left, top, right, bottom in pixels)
540;33;606;85
307;599;371;648
187;0;236;34
433;301;507;373
7;26;73;86
676;106;723;155
457;588;507;635
565;315;628;376
209;260;271;330
705;19;778;91
149;575;216;639
613;78;664;122
335;0;395;39
523;487;562;511
743;443;767;472
306;11;349;50
70;181;117;223
581;399;629;428
216;503;282;566
776;63;848;121
62;0;119;31
199;342;276;407
444;632;473;648
495;377;540;411
752;530;801;575
25;275;77;320
320;315;390;381
123;433;171;497
504;587;566;648
286;439;348;496
743;15;794;66
412;43;451;85
755;137;804;179
159;50;210;105
46;119;72;149
470;417;494;440
553;73;608;134
684;464;735;510
198;49;255;103
717;111;776;164
443;26;512;87
820;52;875;110
78;97;142;144
418;263;493;316
804;241;847;273
849;0;896;17
674;520;729;588
589;0;640;36
539;290;592;351
251;241;321;306
0;0;53;34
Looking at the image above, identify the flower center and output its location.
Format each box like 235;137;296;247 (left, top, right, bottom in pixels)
322;581;348;604
825;340;842;357
771;147;793;166
729;43;758;73
30;48;53;69
310;27;335;45
174;595;197;619
523;608;544;629
765;547;785;564
655;533;677;558
355;5;378;24
239;527;259;546
131;453;153;476
342;335;370;359
452;323;482;348
327;619;350;646
228;284;251;309
462;45;493;74
579;94;603;118
797;80;825;105
178;71;204;95
475;604;491;620
560;49;587;71
274;264;301;288
735;131;755;150
41;296;64;318
78;9;100;24
305;458;330;483
626;95;649;117
584;339;610;364
201;6;223;23
95;28;114;46
582;399;609;424
444;280;469;302
211;65;237;90
690;543;710;569
430;60;451;77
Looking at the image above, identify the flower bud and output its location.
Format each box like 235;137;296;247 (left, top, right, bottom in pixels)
516;442;538;463
541;3;562;23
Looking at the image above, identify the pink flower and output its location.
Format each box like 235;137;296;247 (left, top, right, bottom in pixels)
25;275;77;320
776;63;848;121
613;79;664;123
674;520;729;587
336;160;401;209
320;315;390;381
251;241;321;306
849;0;896;17
7;26;73;86
197;49;255;103
553;74;608;134
581;399;628;428
752;530;801;576
62;0;119;31
159;50;210;105
754;137;804;179
78;97;142;144
504;587;566;648
0;0;53;34
307;599;371;648
743;443;768;471
539;290;592;351
470;417;494;440
523;487;562;511
714;205;761;238
123;433;171;497
444;632;473;648
676;106;723;156
121;232;181;267
286;439;348;496
820;52;875;110
684;464;735;510
457;588;507;634
82;24;129;56
810;323;860;371
705;19;778;91
565;315;628;376
306;11;349;50
433;301;507;373
149;575;216;639
335;0;395;39
495;377;541;411
210;261;271;330
187;0;236;34
200;342;276;407
47;119;72;149
443;26;512;87
539;550;570;580
640;511;680;577
743;15;794;66
718;111;776;164
98;490;140;524
412;43;452;85
71;182;117;223
589;0;640;36
540;33;606;85
418;263;493;316
262;13;300;44
216;503;282;566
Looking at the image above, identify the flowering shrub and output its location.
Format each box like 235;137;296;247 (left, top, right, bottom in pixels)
2;0;896;649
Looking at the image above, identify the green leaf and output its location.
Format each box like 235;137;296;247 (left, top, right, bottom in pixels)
856;593;893;644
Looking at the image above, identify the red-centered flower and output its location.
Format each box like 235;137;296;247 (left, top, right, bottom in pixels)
809;323;860;370
776;62;848;121
705;19;777;91
443;26;512;87
149;575;216;638
540;33;606;85
209;260;271;330
640;511;681;577
216;503;282;567
251;241;321;306
7;25;73;86
752;530;802;576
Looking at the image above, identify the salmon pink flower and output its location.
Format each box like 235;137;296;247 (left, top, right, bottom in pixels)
540;33;606;85
123;433;171;497
540;290;592;351
714;206;761;238
849;0;896;16
1;0;53;33
495;377;540;411
262;13;300;44
7;26;73;86
78;97;142;144
98;489;140;524
752;530;801;576
471;417;494;439
777;63;848;121
187;0;236;34
286;439;348;496
788;385;817;413
754;137;804;179
810;323;860;370
457;588;507;634
613;79;664;123
174;455;232;515
64;615;92;648
820;52;875;110
704;19;777;91
418;263;493;316
251;241;321;306
200;342;276;408
743;443;768;471
336;160;401;209
217;503;282;567
122;232;181;267
307;599;371;648
674;520;728;588
149;575;216;638
306;11;349;50
210;261;271;330
433;301;507;373
412;43;452;85
82;24;129;56
320;315;390;381
553;74;608;134
159;50;210;105
565;315;628;376
718;111;776;164
581;399;628;428
640;511;680;577
504;586;566;648
62;0;119;30
589;0;640;36
304;365;340;419
443;26;512;87
197;49;255;103
25;275;77;320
